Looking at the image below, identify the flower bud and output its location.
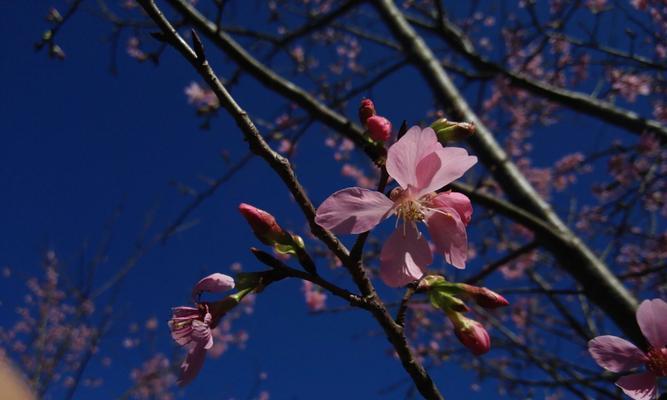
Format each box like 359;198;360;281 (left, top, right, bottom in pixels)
358;98;376;126
451;314;491;356
192;273;235;300
366;115;392;142
458;284;509;309
431;118;475;142
239;203;290;246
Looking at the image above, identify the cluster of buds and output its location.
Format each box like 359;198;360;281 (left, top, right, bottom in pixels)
421;275;508;355
430;118;475;143
358;99;392;142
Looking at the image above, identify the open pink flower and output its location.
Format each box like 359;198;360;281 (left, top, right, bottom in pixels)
588;299;667;400
169;273;236;386
315;126;477;287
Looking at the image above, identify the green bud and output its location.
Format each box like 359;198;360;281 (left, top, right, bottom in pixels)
431;118;475;142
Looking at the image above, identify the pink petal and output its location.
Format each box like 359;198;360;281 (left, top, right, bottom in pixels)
588;335;648;372
637;298;667;349
315;187;394;234
414;147;477;197
615;372;657;400
386;126;440;190
379;225;431;287
426;207;468;269
178;345;207;387
192;273;235;299
191;319;213;349
430;191;473;225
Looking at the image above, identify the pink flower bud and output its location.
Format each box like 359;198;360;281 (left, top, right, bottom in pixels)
458;284;509;309
358;98;376;125
239;203;289;246
192;273;235;300
366;115;392;142
453;317;491;356
474;287;509;309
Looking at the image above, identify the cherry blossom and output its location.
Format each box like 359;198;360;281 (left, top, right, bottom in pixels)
588;299;667;400
315;126;477;287
168;273;236;386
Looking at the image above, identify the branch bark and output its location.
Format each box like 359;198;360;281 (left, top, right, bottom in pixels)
135;1;444;397
371;0;642;345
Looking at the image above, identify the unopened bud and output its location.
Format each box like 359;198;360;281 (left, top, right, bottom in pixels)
451;314;491;356
358;98;376;126
431;118;475;142
192;273;235;300
366;115;392;142
239;203;290;246
458;284;509;309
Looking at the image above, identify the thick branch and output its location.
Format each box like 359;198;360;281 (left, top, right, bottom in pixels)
407;13;667;143
136;2;443;397
372;0;641;345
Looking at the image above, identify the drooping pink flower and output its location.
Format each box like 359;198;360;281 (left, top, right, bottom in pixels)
168;273;236;386
588;299;667;400
168;305;213;386
315;126;477;287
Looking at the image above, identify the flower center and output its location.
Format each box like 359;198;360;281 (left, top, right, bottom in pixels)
396;199;425;222
646;347;667;376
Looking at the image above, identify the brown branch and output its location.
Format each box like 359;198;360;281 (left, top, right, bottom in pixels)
406;12;667;143
135;2;444;398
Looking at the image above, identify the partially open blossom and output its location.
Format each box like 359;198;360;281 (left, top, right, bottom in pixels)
168;305;213;386
366;115;392;142
588;299;667;400
315;126;477;287
169;273;237;386
451;313;491;356
239;203;291;246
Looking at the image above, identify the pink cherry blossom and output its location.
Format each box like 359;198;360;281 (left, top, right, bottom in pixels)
168;305;213;386
315;126;477;287
588;299;667;400
168;273;236;386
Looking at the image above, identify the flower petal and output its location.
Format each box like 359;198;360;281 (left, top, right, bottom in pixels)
426;207;468;269
178;345;207;387
588;335;647;372
191;320;213;349
315;187;394;234
615;372;657;400
430;191;473;225
637;298;667;349
192;273;235;300
415;147;477;196
379;225;431;287
386;126;440;189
